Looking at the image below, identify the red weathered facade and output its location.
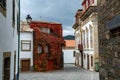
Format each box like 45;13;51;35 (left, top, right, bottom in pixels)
30;21;64;71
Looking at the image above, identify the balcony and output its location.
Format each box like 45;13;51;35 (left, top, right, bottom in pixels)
78;44;83;51
80;6;97;21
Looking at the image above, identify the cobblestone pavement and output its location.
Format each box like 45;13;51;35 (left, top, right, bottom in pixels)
19;64;99;80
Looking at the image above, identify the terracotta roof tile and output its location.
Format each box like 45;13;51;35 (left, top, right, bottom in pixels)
31;20;61;25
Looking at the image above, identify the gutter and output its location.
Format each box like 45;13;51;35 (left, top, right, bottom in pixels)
17;0;20;80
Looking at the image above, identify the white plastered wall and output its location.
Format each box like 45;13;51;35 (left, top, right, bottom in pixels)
20;32;33;68
0;0;18;79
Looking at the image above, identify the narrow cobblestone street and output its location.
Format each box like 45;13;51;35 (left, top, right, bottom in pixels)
20;64;99;80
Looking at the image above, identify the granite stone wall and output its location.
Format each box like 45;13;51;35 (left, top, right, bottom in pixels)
98;0;120;80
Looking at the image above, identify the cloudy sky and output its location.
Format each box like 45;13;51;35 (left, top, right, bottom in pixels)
20;0;82;36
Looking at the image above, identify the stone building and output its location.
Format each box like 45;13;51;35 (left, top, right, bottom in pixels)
73;0;99;71
0;0;19;80
97;0;120;80
73;9;83;66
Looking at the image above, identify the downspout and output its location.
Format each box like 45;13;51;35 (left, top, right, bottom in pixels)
17;0;20;80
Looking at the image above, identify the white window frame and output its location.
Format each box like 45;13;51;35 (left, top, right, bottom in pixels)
21;40;31;51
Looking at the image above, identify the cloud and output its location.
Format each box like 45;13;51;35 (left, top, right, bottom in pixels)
21;0;82;36
63;29;74;36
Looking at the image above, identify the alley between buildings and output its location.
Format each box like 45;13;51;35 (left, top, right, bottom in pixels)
20;64;99;80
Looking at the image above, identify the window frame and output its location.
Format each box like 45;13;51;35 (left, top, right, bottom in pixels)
39;27;50;34
91;56;93;67
90;26;93;48
21;40;31;51
12;0;15;28
45;45;49;53
84;54;86;59
38;44;42;54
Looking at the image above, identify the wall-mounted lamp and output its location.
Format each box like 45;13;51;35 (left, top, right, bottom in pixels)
26;14;32;24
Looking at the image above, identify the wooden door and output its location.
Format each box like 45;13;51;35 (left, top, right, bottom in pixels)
14;55;16;80
47;60;54;71
4;57;10;80
81;52;83;67
21;60;30;71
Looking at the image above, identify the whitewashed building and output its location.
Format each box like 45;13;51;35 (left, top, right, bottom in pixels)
73;0;99;71
0;0;19;80
20;21;33;71
63;40;75;64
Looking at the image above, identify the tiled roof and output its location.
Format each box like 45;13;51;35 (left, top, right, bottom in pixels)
31;20;61;25
20;21;33;32
65;40;75;47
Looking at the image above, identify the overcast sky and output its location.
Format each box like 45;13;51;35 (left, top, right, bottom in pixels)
20;0;82;36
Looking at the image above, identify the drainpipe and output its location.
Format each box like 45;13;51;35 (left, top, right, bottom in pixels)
17;0;20;80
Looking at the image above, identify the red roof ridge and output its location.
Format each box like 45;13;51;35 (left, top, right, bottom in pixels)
31;20;61;25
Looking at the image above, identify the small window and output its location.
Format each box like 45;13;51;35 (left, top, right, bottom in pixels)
39;27;50;34
12;0;15;28
45;45;49;53
84;54;86;59
21;40;31;51
73;51;76;57
38;45;42;54
110;27;120;38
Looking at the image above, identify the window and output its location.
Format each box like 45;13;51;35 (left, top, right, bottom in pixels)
38;45;42;54
45;45;49;53
90;26;93;48
84;54;86;59
82;30;85;49
0;0;6;8
91;56;93;67
12;0;15;27
21;40;31;51
73;51;76;57
0;0;6;16
86;28;89;48
40;27;50;34
17;12;19;34
110;27;120;38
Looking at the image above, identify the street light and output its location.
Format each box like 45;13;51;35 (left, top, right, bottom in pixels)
26;14;32;23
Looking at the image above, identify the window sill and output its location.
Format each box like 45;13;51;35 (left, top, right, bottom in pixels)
21;50;31;52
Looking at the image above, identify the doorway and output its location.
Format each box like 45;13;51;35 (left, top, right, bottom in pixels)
21;60;30;71
4;57;10;80
87;55;89;69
